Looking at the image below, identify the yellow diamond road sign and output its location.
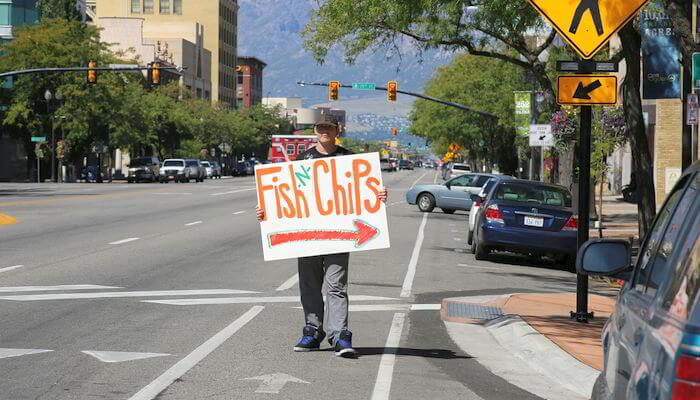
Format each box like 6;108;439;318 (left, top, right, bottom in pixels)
528;0;650;60
557;75;618;105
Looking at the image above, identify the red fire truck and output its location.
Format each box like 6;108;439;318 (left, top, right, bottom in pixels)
268;134;317;163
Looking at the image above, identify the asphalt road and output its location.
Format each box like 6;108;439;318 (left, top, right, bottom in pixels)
0;170;590;400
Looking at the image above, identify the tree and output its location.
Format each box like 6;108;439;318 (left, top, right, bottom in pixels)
409;53;522;174
37;0;82;21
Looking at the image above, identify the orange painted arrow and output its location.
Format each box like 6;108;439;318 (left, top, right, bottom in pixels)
268;220;379;248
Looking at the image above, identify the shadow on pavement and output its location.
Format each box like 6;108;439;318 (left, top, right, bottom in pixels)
355;347;471;359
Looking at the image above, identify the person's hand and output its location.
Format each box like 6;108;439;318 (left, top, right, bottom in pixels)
379;187;388;204
256;206;265;222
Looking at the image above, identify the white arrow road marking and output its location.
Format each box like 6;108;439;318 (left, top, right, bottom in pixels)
128;306;264;400
82;351;170;363
184;221;202;226
143;295;397;306
0;348;53;360
0;284;121;293
275;273;298;291
243;373;310;394
401;212;428;298
109;237;140;245
0;265;24;274
0;289;258;301
371;313;406;400
292;304;441;312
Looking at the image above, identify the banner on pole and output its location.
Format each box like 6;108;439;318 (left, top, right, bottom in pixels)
255;153;390;261
514;91;531;137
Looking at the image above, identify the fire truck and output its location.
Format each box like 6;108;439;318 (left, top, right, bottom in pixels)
268;134;317;163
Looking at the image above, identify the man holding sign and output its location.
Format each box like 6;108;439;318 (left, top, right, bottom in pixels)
256;114;388;358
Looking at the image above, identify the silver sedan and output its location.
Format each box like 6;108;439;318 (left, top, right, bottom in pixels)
405;173;498;214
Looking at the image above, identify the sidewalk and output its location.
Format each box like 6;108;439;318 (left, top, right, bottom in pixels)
590;194;639;242
442;292;616;400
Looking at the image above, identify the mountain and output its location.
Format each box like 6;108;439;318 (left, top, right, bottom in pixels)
238;0;454;130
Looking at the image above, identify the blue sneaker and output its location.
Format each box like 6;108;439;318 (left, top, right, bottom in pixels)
333;330;357;358
294;326;325;352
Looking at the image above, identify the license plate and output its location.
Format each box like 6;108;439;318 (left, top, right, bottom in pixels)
524;216;544;227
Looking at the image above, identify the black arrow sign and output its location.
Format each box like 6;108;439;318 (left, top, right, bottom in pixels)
573;80;603;100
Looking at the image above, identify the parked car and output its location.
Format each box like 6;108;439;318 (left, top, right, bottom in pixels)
580;161;700;400
470;180;577;265
184;159;206;182
405;173;496;214
380;159;394;173
200;161;212;179
233;161;253;176
160;159;187;183
399;160;413;170
442;162;471;180
467;176;515;245
209;161;222;179
389;158;399;172
414;160;423;168
127;156;160;183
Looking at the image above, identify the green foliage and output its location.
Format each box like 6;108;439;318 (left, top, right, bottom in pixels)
37;0;82;21
409;53;524;173
340;137;384;153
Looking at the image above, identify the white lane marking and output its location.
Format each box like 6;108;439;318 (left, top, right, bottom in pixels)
128;306;264;400
0;289;258;301
386;201;403;207
457;263;501;270
109;237;140;245
275;273;299;291
243;373;309;394
0;265;24;274
232;211;246;215
292;304;441;312
409;171;428;189
82;351;170;363
143;295;396;306
152;193;192;195
0;348;53;360
211;188;256;196
411;304;442;311
0;284;121;293
451;230;461;233
433;171;439;184
184;221;203;226
454;237;462;241
371;312;406;400
400;212;428;298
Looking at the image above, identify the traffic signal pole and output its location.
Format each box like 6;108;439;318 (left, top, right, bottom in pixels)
0;65;183;80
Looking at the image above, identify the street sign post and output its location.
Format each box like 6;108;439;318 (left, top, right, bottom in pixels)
352;82;376;91
557;75;618;105
528;0;650;59
31;136;47;142
528;125;554;147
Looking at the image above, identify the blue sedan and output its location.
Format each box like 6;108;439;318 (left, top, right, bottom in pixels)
405;173;496;214
470;180;578;266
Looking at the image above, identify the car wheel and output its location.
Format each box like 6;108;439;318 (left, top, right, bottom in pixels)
417;193;435;212
591;373;609;400
442;209;455;214
474;234;489;260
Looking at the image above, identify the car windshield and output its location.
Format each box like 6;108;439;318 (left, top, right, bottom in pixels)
129;158;151;167
495;183;572;207
163;160;184;167
186;161;199;167
201;162;210;167
453;165;470;171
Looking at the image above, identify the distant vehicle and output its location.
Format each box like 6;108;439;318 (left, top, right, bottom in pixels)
424;160;437;169
414;160;423;168
184;159;205;182
269;134;317;163
200;161;213;179
380;159;394;172
468;176;515;245
443;162;471;180
160;159;187;183
233;161;253;176
127;156;160;183
399;160;413;170
405;173;496;214
209;161;222;179
470;180;577;266
581;161;700;400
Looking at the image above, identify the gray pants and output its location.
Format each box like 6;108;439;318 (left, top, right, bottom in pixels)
298;253;349;342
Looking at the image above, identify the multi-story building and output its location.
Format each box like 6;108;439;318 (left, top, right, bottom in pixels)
236;56;265;109
0;0;38;42
92;0;238;108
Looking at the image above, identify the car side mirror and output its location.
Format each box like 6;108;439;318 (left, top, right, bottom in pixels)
470;194;482;202
445;182;451;190
577;239;633;280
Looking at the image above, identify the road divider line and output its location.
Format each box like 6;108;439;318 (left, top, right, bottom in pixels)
184;221;203;226
143;294;396;306
0;265;24;274
0;284;121;293
409;171;428;189
211;188;256;196
232;211;245;215
109;237;140;245
457;263;502;270
453;237;462;241
275;273;298;291
400;212;428;298
128;306;264;400
371;312;406;400
0;289;258;301
292;304;441;312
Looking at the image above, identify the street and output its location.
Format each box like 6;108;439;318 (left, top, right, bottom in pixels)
0;170;600;400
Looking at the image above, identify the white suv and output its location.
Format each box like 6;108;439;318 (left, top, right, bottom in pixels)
160;159;187;183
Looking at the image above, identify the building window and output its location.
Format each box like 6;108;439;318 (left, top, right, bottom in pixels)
159;0;170;14
196;88;202;98
298;144;306;154
143;0;154;14
237;74;243;85
173;0;182;14
0;4;10;25
204;90;210;100
131;0;141;13
286;144;295;155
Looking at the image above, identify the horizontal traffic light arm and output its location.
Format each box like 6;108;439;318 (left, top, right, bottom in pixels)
296;80;498;119
0;65;185;79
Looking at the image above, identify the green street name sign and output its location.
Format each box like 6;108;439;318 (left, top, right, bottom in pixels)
352;82;376;91
31;136;47;142
693;53;700;90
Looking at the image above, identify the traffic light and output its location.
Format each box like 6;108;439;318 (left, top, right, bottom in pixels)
328;80;340;101
87;60;97;84
391;127;398;137
150;62;161;85
387;80;398;102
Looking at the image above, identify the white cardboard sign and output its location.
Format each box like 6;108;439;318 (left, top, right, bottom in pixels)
255;152;390;261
